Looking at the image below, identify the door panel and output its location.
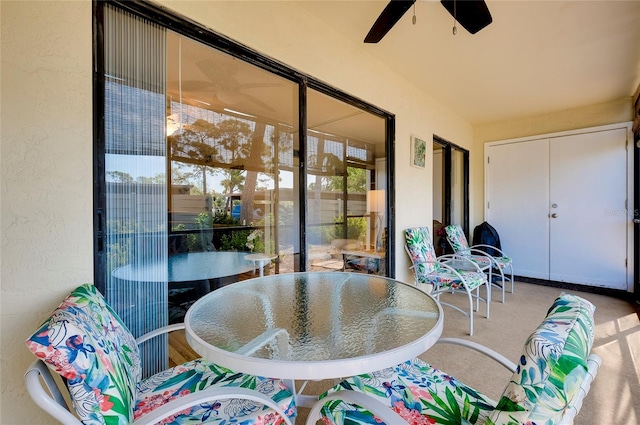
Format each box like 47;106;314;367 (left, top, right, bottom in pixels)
486;140;550;279
549;129;628;289
451;148;466;228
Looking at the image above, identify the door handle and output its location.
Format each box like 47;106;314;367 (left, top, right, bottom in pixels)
550;213;558;218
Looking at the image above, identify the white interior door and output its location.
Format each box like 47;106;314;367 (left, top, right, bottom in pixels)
486;139;550;279
549;129;629;289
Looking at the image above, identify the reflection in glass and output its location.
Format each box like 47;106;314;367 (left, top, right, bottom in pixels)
166;33;299;284
306;89;387;275
451;147;465;229
432;137;469;255
432;142;445;224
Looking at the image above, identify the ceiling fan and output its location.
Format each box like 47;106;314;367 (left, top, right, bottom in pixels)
364;0;492;43
179;59;280;112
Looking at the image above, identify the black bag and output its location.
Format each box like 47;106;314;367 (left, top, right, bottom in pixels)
472;221;502;257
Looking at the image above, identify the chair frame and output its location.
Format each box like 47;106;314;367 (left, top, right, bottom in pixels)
305;337;601;425
405;245;490;336
445;225;514;303
25;323;294;425
472;243;514;299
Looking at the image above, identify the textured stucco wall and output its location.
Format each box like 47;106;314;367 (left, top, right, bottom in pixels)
1;1;93;423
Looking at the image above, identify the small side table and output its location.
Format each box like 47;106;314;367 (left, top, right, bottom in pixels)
244;253;277;277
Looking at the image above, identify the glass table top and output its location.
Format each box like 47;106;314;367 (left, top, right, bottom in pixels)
185;272;443;380
112;251;255;283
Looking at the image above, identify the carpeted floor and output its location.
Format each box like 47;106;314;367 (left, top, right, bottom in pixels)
297;281;640;424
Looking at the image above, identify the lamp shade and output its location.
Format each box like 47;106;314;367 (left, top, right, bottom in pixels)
367;190;386;213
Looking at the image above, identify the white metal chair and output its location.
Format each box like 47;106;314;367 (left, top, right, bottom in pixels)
404;226;490;336
445;224;514;303
306;293;601;425
25;283;296;425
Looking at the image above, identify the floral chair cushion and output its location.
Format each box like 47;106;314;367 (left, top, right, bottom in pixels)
135;359;296;425
486;293;596;425
404;227;441;278
445;224;471;253
26;284;296;425
420;269;487;291
319;357;497;425
405;227;486;291
26;283;141;424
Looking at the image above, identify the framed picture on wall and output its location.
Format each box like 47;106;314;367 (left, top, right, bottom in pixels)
411;135;427;169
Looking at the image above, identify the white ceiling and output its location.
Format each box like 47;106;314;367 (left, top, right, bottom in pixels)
299;0;640;126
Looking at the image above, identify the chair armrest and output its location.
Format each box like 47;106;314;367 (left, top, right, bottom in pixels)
303;339;516;425
467;248;494;258
24;360;83;425
133;386;294;425
436;338;517;372
135;323;186;345
469;244;509;258
409;258;483;293
411;255;483;274
557;354;602;425
305;390;406;425
439;255;484;272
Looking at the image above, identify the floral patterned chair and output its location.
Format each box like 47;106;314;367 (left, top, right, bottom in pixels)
445;224;514;303
305;292;601;425
25;283;296;425
404;226;490;336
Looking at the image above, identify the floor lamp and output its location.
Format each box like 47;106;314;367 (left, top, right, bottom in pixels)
367;190;385;252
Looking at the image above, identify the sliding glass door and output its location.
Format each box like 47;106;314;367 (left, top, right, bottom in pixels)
94;0;393;359
165;32;300;277
432;136;469;255
306;89;387;274
99;5;169;374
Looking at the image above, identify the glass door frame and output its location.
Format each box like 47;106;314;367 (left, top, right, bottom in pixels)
433;135;469;236
634;131;639;301
92;0;396;291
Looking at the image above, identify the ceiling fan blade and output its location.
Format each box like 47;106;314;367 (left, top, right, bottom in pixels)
440;0;492;34
179;80;215;91
196;59;240;82
364;0;416;43
239;83;282;90
238;93;276;113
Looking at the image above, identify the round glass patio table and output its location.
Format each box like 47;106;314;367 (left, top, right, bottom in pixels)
185;272;443;380
112;251;254;283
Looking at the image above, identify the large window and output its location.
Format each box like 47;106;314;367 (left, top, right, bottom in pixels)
306;89;387;274
165;33;300;279
94;0;393;360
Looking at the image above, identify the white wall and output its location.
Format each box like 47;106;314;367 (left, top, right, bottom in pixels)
1;1;94;423
0;1;474;422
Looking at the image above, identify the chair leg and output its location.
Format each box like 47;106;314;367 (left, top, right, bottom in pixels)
509;266;514;293
465;289;474;336
485;279;491;320
495;266;506;303
474;287;479;312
